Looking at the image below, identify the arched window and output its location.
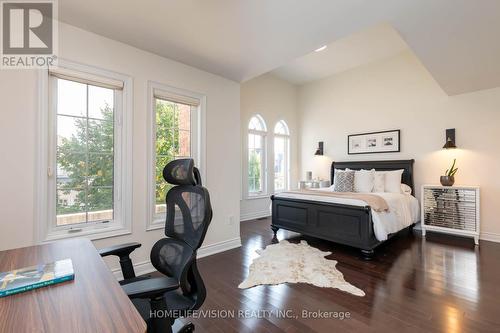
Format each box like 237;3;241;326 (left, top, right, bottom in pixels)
274;120;290;192
248;115;267;195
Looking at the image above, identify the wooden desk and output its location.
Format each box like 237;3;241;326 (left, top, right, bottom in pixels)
0;238;147;333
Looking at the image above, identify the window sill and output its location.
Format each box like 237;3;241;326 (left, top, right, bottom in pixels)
146;222;165;232
246;193;270;200
41;224;131;243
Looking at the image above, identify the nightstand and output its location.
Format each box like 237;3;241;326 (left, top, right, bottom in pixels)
421;185;480;245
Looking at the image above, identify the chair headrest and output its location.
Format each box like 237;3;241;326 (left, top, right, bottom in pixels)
163;159;197;185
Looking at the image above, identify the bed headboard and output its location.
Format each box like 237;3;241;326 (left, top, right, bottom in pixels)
330;159;415;195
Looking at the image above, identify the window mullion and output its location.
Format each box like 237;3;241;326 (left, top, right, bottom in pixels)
262;134;266;193
50;77;58;230
286;137;289;190
85;84;89;225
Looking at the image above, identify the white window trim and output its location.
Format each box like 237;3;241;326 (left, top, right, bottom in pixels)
146;81;206;231
247;115;268;198
35;59;133;243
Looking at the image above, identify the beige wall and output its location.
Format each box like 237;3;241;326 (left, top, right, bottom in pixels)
240;74;298;220
298;50;500;241
0;23;241;272
0;69;38;247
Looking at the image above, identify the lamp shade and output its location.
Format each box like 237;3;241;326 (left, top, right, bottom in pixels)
315;141;324;155
443;128;457;149
443;138;457;149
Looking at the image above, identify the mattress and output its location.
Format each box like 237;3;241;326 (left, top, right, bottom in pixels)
274;189;420;241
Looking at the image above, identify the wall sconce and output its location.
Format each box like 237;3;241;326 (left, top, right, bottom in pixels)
314;141;324;156
442;128;457;149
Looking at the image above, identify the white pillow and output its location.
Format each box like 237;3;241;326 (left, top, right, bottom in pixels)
373;172;385;192
383;169;405;193
401;184;412;195
353;169;374;193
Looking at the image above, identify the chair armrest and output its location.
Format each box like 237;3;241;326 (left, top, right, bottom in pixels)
98;242;141;280
122;277;179;299
98;242;141;257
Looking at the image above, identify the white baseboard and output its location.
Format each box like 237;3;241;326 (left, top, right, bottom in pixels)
111;237;242;280
197;237;242;258
480;232;500;243
240;210;270;222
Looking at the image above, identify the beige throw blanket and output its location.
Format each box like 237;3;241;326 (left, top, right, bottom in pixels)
282;189;389;212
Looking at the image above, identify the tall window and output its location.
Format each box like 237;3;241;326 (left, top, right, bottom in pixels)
40;60;132;241
274;120;290;192
55;79;115;226
248;115;267;195
154;99;192;218
148;83;202;229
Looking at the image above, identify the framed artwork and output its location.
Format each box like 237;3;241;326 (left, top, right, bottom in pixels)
348;130;400;154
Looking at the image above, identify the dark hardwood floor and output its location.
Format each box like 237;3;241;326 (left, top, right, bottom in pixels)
171;217;500;332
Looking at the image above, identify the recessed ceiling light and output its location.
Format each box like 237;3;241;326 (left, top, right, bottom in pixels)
315;45;327;52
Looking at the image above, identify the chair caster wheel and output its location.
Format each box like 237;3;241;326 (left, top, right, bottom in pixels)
179;322;195;333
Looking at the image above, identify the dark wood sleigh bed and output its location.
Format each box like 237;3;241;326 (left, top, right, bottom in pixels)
270;160;415;259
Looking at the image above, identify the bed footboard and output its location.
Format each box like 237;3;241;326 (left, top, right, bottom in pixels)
271;195;381;259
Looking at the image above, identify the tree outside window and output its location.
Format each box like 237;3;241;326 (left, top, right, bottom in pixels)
154;98;191;215
56;79;115;226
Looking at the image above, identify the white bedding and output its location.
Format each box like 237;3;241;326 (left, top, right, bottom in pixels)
274;189;420;241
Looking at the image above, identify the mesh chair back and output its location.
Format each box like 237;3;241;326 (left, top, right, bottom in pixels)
162;159;212;250
150;238;193;284
165;186;212;250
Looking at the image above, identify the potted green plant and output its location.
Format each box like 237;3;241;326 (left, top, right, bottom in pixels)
440;159;458;186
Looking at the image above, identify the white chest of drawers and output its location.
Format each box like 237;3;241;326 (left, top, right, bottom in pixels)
421;185;480;245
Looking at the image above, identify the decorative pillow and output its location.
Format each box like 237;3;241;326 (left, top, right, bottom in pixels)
353;169;375;193
329;169;345;190
373;172;385;192
401;184;412;195
384;169;405;193
332;168;349;179
333;169;355;192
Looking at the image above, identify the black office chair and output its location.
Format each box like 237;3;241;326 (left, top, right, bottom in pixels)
99;159;212;333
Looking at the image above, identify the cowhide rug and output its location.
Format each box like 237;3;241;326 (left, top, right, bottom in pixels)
238;240;365;296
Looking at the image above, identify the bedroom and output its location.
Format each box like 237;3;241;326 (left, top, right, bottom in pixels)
1;1;500;332
237;23;500;331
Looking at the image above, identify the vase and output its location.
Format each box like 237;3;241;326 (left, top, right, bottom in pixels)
440;176;455;186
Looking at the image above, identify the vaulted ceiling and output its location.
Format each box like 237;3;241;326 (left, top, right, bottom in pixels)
59;0;500;95
271;24;410;85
